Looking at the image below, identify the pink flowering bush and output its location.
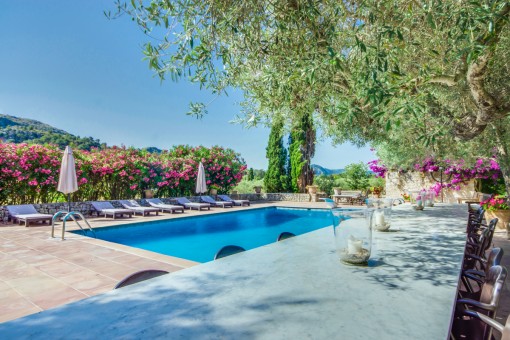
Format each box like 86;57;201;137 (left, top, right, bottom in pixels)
367;159;387;178
0;143;246;204
370;156;501;197
0;144;61;204
413;157;501;195
481;196;509;211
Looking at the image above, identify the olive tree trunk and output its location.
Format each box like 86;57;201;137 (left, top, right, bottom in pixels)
492;122;510;200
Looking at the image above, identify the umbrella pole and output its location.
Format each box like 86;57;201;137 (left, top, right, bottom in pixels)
68;193;71;212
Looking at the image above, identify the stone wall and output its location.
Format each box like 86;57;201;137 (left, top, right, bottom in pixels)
385;171;476;203
0;193;316;223
229;193;312;202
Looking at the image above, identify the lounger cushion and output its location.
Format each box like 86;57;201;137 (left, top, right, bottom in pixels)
11;213;52;220
7;204;39;215
146;199;184;210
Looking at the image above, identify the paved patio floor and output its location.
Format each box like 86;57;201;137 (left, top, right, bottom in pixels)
0;201;327;323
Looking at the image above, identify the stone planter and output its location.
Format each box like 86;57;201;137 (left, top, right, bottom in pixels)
333;188;342;195
306;185;319;195
210;188;218;196
254;186;262;194
486;210;510;230
144;189;154;199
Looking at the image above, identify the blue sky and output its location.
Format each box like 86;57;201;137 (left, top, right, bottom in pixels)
0;1;374;169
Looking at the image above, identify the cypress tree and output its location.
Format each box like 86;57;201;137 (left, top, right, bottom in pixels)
264;120;287;192
289;112;316;193
247;168;255;181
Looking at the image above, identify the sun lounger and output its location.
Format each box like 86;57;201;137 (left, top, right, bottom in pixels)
146;198;185;214
200;196;233;208
119;200;160;216
175;197;210;211
91;201;134;219
6;204;53;227
218;195;250;206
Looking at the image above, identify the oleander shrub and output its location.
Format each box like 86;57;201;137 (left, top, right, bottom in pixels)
0;143;246;204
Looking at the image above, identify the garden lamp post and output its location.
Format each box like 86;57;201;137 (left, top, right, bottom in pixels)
429;167;452;203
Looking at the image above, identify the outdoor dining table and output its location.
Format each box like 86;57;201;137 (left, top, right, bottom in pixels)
0;204;468;339
332;194;361;205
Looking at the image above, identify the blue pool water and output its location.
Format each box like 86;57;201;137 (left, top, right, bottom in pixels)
73;207;332;262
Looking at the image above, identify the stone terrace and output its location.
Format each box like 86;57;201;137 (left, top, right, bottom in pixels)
0;200;508;332
0;201;327;323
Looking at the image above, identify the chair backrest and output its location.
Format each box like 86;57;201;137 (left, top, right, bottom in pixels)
128;199;141;207
119;200;136;208
468;207;486;234
200;196;216;203
486;248;504;273
91;201;115;211
473;226;494;258
277;232;296;241
7;204;38;215
484;218;498;252
479;266;507;316
146;198;163;205
214;245;246;260
114;269;169;289
176;197;191;204
218;195;233;202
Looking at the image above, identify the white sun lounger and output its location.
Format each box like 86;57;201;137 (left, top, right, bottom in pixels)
146;198;185;214
175;197;210;211
218;195;250;206
119;200;160;216
6;204;53;227
200;196;233;208
90;201;134;219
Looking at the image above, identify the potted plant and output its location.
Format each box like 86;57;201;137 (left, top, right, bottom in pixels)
254;186;262;194
209;185;220;196
144;189;154;199
481;196;510;230
371;186;383;198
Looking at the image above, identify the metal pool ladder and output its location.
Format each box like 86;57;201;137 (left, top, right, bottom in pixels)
51;211;96;240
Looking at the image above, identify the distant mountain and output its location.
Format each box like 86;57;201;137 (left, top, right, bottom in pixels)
312;164;344;176
0;114;104;150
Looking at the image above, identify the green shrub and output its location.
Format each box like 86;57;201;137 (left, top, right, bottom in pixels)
314;175;335;195
232;178;264;194
368;177;385;188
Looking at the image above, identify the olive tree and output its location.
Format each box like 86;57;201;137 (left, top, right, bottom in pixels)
109;0;510;196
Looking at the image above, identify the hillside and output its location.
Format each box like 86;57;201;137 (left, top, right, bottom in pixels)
0;114;103;150
311;164;344;176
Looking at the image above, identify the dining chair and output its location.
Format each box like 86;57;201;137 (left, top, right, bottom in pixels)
461;247;504;296
465;218;498;262
214;245;246;260
452;265;508;340
114;269;169;289
460;311;510;340
467;207;485;234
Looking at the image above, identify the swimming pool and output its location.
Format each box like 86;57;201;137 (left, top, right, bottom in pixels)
73;207;332;262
